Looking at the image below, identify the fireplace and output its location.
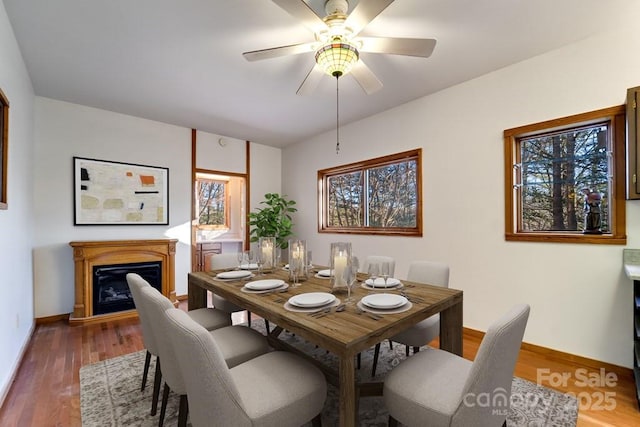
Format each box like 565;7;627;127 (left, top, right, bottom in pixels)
69;239;177;325
93;261;162;315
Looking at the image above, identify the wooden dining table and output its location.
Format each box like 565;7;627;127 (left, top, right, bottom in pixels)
187;268;463;427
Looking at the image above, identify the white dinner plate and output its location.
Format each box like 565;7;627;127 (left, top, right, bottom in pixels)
316;269;333;277
284;298;341;313
356;300;412;315
239;263;259;270
364;278;402;288
242;283;289;294
216;270;252;280
361;293;408;309
245;279;285;291
288;292;336;308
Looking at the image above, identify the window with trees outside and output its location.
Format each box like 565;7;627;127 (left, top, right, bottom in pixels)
504;105;626;244
318;149;422;236
196;174;229;229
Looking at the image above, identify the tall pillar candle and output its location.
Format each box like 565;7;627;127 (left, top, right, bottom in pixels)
334;251;348;287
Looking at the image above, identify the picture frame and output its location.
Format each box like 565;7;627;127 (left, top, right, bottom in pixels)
73;157;169;225
0;88;9;210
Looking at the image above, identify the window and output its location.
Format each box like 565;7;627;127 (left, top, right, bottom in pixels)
318;149;422;236
504;106;626;244
195;173;229;229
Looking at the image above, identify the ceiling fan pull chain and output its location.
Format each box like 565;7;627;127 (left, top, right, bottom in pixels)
336;75;340;154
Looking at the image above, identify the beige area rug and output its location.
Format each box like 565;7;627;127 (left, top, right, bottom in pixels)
80;324;578;426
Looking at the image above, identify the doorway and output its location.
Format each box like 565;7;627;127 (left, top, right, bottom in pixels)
192;170;247;271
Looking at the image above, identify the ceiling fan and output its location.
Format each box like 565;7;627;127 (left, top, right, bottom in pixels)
242;0;437;95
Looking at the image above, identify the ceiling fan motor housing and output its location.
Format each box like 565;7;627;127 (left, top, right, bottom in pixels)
325;0;349;16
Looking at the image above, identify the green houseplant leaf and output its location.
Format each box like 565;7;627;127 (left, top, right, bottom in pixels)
248;193;297;249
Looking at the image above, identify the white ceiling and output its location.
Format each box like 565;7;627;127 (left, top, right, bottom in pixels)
3;0;637;148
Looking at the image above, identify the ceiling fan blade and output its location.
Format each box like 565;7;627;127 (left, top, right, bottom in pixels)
296;64;325;96
358;37;437;58
243;41;316;62
272;0;328;34
350;60;383;95
344;0;395;36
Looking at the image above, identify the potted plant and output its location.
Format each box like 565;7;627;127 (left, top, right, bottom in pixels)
248;193;297;250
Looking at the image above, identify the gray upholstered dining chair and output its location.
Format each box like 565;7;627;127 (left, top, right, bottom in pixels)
362;255;396;277
208;252;254;326
372;260;450;376
139;285;270;427
163;307;327;427
127;272;231;416
127;273;164;415
383;304;530;427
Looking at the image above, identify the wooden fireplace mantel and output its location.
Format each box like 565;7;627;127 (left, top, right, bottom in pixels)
69;238;177;325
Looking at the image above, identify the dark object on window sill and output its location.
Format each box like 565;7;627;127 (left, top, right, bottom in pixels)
583;189;602;234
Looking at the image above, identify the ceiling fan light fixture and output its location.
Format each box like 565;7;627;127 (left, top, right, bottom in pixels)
315;38;359;77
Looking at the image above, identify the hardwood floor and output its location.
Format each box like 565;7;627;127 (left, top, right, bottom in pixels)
0;305;638;426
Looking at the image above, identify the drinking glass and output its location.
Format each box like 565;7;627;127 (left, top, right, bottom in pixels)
368;263;379;287
346;257;359;304
247;250;255;270
305;250;313;278
256;251;264;276
380;262;390;289
236;251;245;269
289;252;305;288
290;258;301;287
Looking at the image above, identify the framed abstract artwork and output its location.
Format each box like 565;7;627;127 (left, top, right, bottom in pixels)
0;88;9;210
73;157;169;225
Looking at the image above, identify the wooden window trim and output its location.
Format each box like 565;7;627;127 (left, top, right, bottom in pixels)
504;105;626;244
0;88;8;210
318;149;423;236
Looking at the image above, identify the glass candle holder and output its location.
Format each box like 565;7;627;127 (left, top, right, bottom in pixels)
258;236;277;272
330;242;352;293
288;239;308;284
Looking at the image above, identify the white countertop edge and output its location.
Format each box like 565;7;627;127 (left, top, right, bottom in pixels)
624;264;640;280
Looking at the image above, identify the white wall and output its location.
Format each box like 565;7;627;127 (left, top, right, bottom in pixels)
0;1;35;403
33;97;192;315
283;26;640;368
195;131;246;173
32;99;283;317
249;141;282;227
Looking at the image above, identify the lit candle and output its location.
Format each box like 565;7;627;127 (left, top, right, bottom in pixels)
334;251;348;286
262;241;273;268
291;245;302;271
